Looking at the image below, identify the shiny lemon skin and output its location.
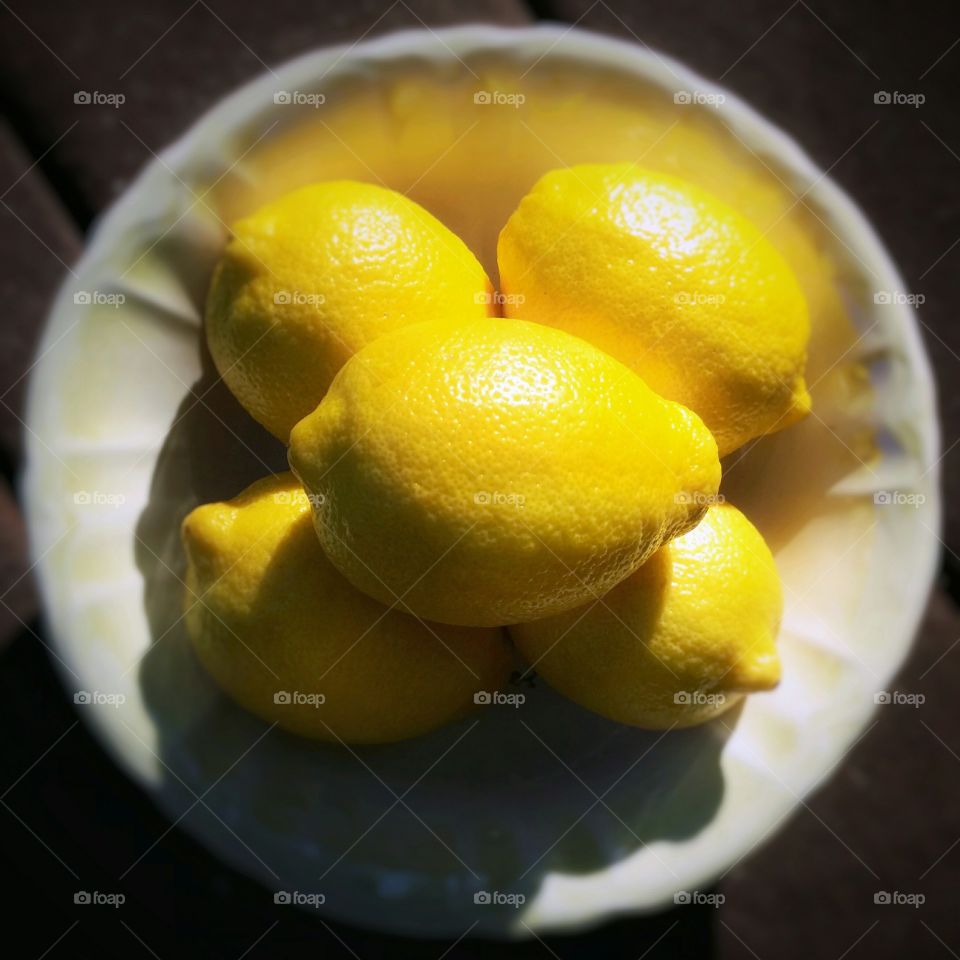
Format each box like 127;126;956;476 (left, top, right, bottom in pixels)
497;164;811;456
182;473;513;743
511;502;783;729
289;316;721;628
206;181;493;440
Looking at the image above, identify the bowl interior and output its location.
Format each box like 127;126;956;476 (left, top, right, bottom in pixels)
24;26;939;937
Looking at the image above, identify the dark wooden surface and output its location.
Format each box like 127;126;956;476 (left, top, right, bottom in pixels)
1;1;957;957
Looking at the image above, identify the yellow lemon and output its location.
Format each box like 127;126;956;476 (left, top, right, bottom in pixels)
206;181;493;440
497;164;811;456
288;317;721;628
181;473;513;743
511;502;782;729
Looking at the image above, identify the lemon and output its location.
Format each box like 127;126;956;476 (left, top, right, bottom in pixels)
497;164;811;456
181;473;513;743
206;181;493;440
288;316;721;627
511;502;782;729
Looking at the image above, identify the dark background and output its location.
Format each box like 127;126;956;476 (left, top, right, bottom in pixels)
1;1;958;957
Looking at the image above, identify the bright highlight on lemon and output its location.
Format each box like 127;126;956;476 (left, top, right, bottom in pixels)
206;181;493;440
288;316;720;628
511;502;783;729
497;164;811;456
181;473;513;743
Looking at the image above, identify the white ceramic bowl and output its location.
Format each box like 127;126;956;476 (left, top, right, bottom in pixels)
24;25;939;937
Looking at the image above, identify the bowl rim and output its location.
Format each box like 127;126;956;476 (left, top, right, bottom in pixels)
23;21;942;936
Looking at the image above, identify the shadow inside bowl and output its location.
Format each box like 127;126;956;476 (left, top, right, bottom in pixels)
134;342;730;933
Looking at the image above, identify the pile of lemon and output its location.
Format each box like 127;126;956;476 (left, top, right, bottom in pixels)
183;166;809;744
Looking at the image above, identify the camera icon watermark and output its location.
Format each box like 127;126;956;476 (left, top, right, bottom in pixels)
274;890;326;907
473;490;526;509
271;489;326;507
473;890;525;907
873;290;924;306
74;890;125;907
673;90;725;108
674;890;725;907
273;290;326;306
73;490;126;509
74;690;126;708
73;290;125;307
473;90;526;108
873;490;925;508
674;291;726;306
474;290;525;307
874;91;925;108
874;890;925;907
474;690;525;708
273;690;326;707
874;690;925;708
74;90;125;108
673;691;727;707
273;90;326;108
674;491;725;506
